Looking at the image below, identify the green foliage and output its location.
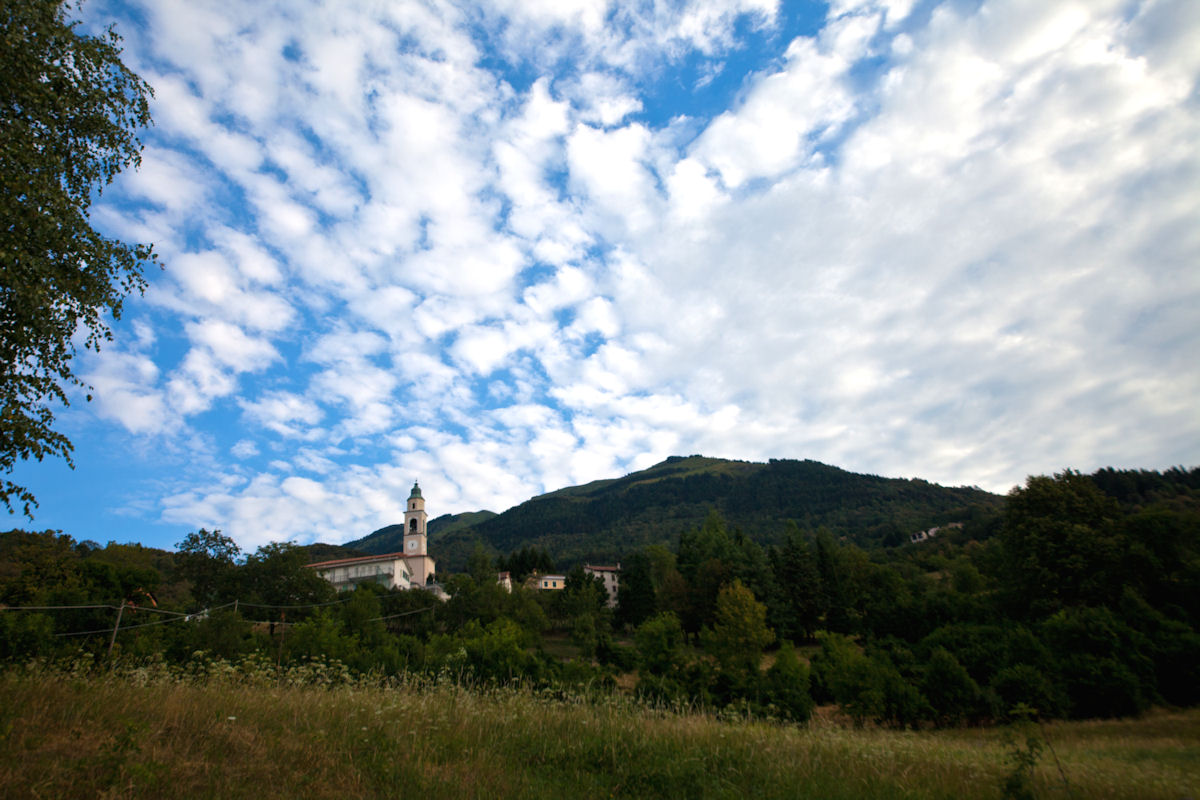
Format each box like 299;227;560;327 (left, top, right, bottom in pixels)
1040;606;1153;719
768;526;824;641
999;707;1045;800
495;545;555;582
701;579;774;682
1;0;157;515
999;471;1126;617
811;632;928;727
634;612;686;676
236;542;334;608
179;608;253;661
174;529;240;605
460;618;545;684
989;665;1063;720
466;542;495;584
615;549;656;628
764;641;814;722
921;647;982;726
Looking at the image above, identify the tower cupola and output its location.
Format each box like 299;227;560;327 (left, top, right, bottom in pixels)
403;480;428;556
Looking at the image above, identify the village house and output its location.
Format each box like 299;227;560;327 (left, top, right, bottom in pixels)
584;564;620;607
536;574;566;590
308;482;442;595
909;521;963;544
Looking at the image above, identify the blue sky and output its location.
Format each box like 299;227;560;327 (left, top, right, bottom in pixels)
8;0;1199;553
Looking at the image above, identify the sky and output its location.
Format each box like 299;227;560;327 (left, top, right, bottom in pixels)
7;0;1199;553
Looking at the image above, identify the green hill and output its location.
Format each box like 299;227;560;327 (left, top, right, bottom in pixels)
346;510;498;555
349;456;1004;570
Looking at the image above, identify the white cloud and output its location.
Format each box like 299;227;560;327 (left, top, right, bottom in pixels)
231;440;259;459
690;36;856;188
51;0;1200;552
185;320;280;372
567;122;659;233
83;350;175;436
240;391;324;438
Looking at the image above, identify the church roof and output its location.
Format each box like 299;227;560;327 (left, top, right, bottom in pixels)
307;552;427;569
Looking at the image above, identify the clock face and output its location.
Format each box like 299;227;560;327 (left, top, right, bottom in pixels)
408;540;416;550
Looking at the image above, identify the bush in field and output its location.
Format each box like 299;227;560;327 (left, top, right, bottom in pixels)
764;641;814;722
461;618;546;684
634;612;686;676
921;647;982;726
1116;588;1200;707
812;632;927;727
286;609;362;667
177;608;255;661
988;664;1064;720
1041;606;1152;718
0;611;54;660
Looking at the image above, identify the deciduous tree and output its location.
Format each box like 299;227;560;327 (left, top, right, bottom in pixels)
1;0;157;515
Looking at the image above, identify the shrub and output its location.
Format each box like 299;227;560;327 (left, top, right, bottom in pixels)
764;641;814;722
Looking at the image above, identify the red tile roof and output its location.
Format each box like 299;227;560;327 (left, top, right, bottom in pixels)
306;552;409;569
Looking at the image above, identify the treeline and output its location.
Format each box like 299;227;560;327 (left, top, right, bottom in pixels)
604;467;1200;725
2;467;1198;728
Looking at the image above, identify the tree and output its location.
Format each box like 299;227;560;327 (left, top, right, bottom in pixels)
1;0;157;515
616;549;656;628
765;641;814;722
701;579;774;692
999;472;1125;618
768;525;824;641
174;528;240;605
921;647;982;726
236;542;334;609
634;611;686;676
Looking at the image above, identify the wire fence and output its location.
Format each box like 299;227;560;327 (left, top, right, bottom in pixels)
1;596;438;640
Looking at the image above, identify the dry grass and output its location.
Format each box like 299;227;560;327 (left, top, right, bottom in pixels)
1;662;1196;799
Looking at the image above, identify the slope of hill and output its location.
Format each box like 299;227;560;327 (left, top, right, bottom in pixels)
346;510;498;555
349;456;1004;570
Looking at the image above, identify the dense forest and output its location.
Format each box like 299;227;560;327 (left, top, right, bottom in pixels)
349;456;1004;572
2;465;1198;729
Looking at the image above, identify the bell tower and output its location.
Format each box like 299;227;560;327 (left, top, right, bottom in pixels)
403;481;427;556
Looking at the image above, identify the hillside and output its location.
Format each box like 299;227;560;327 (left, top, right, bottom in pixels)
350;456;1004;570
345;510;498;555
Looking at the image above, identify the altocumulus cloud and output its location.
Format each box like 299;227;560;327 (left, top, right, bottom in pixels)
20;0;1200;550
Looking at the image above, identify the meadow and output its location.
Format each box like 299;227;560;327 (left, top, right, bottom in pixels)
1;659;1196;800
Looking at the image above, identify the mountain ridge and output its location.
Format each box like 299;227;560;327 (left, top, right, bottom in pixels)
345;455;1003;571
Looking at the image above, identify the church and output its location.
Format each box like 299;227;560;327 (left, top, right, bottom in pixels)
308;482;438;593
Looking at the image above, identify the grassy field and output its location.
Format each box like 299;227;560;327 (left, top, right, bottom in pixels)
1;662;1197;799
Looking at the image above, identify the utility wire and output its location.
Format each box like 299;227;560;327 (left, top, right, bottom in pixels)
234;597;352;609
1;603;188;616
55;614;192;638
8;597;439;637
369;606;437;622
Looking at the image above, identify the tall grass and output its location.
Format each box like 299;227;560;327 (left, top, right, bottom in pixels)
1;658;1196;799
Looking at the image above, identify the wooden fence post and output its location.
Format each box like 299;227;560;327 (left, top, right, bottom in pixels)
107;601;126;662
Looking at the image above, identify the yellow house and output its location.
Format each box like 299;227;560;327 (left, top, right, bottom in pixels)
537;574;566;590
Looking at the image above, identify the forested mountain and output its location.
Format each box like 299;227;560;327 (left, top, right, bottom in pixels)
351;456;1005;571
346;510;498;557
